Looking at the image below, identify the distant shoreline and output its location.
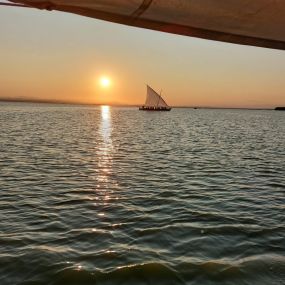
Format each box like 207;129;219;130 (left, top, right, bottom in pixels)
275;107;285;111
0;98;275;110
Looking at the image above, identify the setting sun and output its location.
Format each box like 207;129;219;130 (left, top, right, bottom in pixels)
100;77;111;88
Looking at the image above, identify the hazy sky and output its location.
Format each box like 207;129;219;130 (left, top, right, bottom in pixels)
1;4;285;108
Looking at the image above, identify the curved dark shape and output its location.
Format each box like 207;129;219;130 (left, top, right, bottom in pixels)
9;0;285;50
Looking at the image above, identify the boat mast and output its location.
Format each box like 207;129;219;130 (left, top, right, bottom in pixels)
156;89;162;107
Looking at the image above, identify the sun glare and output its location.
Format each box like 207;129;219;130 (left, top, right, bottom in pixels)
100;77;111;88
101;105;110;120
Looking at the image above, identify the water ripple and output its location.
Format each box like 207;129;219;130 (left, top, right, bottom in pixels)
0;104;284;285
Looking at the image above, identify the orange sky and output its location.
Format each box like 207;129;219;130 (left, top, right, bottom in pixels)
0;5;285;108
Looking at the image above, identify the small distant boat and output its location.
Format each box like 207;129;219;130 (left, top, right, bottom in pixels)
139;85;171;111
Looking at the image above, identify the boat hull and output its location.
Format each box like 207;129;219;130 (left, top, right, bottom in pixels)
139;107;171;111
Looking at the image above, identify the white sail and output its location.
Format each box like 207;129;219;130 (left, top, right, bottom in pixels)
157;97;169;108
144;85;169;108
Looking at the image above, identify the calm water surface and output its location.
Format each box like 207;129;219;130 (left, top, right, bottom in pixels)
0;103;284;285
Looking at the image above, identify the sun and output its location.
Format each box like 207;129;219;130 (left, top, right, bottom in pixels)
100;76;111;88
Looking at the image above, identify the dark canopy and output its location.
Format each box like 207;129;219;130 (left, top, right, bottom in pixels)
10;0;285;50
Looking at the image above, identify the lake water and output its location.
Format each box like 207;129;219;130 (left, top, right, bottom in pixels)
0;102;284;285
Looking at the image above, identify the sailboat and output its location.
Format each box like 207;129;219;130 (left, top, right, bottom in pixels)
139;85;171;111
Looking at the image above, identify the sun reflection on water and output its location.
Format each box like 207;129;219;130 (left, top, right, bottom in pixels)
101;105;110;120
98;106;113;182
94;106;114;216
100;105;111;143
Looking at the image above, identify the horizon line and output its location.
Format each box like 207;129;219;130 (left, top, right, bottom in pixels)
0;98;278;110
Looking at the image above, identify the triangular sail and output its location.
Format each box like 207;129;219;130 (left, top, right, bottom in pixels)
157;97;168;108
144;85;169;108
